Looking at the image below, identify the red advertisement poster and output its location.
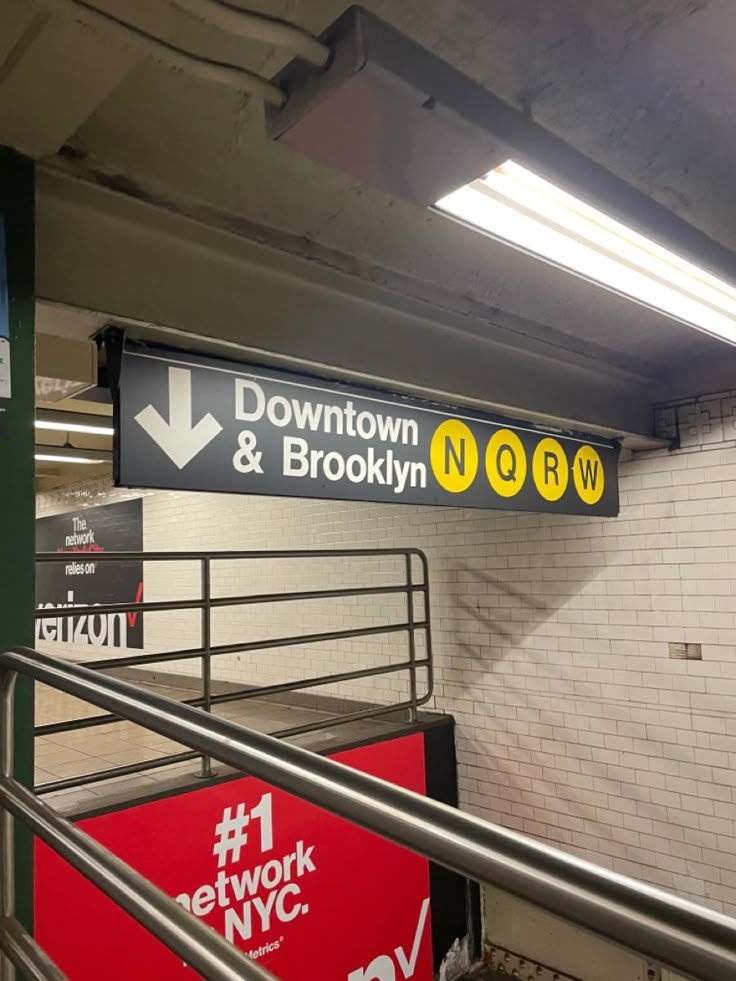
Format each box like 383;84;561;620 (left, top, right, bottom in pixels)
36;733;433;981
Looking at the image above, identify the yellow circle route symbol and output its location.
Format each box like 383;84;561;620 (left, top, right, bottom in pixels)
573;444;605;505
486;429;527;498
430;419;478;493
532;437;569;502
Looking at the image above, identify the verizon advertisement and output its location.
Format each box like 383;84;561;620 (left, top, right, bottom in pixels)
35;499;144;650
36;734;433;981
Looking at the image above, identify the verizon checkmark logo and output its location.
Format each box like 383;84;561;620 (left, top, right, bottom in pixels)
127;581;144;628
348;898;430;980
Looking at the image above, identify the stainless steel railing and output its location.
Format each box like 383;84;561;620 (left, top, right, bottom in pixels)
34;547;433;792
2;647;736;981
1;655;278;981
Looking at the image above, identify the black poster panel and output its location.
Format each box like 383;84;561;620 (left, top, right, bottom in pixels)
36;499;144;651
423;717;480;971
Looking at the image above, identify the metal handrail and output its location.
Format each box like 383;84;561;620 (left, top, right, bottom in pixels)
2;647;736;981
34;547;433;790
0;779;277;981
0;658;278;981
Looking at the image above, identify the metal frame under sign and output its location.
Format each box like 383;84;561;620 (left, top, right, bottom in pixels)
113;344;620;517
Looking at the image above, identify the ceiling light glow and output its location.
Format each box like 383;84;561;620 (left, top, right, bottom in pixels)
34;453;103;465
436;161;736;343
34;419;114;436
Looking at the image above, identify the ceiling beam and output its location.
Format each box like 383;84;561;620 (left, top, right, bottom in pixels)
35;169;657;438
0;8;141;158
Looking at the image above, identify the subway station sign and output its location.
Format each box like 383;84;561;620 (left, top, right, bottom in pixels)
115;347;619;516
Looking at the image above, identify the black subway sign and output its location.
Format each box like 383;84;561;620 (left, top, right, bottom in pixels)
115;347;619;516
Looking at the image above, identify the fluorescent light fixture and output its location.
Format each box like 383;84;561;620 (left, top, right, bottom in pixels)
436;161;736;343
35;445;112;464
35;419;114;436
35;408;114;437
35;453;102;464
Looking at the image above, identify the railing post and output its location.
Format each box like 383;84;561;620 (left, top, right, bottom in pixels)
0;669;17;981
404;553;418;724
418;549;434;705
199;557;214;779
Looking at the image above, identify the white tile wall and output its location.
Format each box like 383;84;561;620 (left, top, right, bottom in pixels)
36;420;736;917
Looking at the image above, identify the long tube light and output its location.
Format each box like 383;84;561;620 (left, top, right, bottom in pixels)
35;409;114;437
35;419;114;436
35;454;101;464
35;446;112;464
436;161;736;343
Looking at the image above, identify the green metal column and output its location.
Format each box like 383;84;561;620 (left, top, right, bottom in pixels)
0;147;35;931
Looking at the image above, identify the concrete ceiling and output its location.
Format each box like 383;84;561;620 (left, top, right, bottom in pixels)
3;0;736;442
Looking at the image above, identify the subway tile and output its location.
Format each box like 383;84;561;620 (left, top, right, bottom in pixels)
39;440;736;911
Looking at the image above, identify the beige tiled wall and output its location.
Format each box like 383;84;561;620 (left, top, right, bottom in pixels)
37;398;736;916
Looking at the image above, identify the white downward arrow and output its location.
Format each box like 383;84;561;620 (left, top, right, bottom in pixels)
134;367;222;469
